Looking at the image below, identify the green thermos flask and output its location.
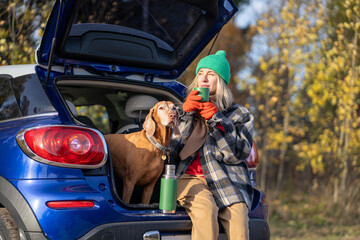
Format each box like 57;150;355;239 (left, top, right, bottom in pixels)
159;164;177;213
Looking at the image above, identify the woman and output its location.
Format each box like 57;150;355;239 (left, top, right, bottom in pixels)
170;50;254;240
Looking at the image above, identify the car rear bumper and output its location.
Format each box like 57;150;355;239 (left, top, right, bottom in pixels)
79;219;192;240
78;218;269;240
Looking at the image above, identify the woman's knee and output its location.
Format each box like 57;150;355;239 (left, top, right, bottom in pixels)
189;197;218;221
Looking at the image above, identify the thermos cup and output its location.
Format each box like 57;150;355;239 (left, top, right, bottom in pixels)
159;164;177;213
194;87;210;102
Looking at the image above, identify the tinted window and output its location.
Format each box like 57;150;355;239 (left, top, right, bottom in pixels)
11;74;56;116
0;75;22;120
72;0;202;49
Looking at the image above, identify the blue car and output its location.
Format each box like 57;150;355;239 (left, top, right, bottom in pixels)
0;0;270;239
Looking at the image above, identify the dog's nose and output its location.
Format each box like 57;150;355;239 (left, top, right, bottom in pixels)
169;113;175;119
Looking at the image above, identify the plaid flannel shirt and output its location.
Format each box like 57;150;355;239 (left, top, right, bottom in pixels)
170;103;254;209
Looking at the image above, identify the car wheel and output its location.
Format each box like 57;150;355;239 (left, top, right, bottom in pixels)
0;208;20;240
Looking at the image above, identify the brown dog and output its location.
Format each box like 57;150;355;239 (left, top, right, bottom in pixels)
105;101;180;204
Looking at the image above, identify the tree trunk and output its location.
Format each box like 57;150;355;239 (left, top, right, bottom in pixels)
260;80;272;191
276;104;290;194
340;15;358;207
260;133;268;190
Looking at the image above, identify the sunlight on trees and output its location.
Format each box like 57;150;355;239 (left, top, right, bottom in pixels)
0;0;54;65
240;0;360;220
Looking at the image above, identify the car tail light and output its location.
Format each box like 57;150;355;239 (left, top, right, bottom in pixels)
246;140;259;168
46;200;95;209
17;125;107;169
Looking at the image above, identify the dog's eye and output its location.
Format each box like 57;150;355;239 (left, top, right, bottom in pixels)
158;106;164;110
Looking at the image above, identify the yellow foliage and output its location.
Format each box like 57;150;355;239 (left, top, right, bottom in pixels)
260;62;268;72
316;19;324;28
258;104;264;111
270;96;279;104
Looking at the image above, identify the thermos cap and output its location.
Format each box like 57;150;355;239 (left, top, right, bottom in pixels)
166;164;175;171
164;164;176;179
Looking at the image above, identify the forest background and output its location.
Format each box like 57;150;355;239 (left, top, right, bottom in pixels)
1;0;359;239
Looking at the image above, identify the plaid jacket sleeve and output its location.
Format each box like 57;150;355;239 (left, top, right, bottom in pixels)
206;103;254;164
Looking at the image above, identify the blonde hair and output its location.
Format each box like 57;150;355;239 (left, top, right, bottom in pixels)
187;72;233;112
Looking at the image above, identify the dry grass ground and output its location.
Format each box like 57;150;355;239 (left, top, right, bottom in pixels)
266;189;360;240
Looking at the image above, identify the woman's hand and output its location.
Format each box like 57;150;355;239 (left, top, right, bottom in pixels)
199;101;218;120
182;90;202;112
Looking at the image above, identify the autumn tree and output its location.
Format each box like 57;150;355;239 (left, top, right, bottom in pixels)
243;0;360;221
242;0;325;192
301;0;360;218
0;0;54;65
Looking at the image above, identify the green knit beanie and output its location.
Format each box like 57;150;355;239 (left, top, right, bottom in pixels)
196;50;231;85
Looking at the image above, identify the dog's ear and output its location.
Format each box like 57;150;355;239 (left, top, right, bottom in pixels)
172;108;180;136
143;108;156;136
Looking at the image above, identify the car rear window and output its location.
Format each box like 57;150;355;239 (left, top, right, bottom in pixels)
0;73;56;121
11;74;56;116
0;75;22;120
72;0;202;49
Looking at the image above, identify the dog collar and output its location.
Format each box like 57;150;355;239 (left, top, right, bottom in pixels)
145;133;171;157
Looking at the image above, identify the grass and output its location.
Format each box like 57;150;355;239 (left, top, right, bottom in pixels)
266;189;360;240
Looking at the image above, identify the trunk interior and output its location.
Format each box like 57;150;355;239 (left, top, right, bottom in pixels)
56;76;184;208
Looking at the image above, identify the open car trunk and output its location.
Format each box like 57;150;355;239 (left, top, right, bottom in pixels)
39;0;237;207
57;76;184;208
